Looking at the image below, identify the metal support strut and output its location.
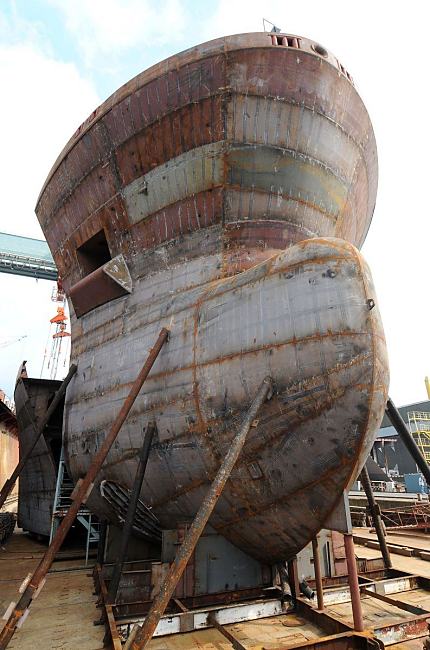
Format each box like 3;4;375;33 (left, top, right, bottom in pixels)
108;422;157;603
344;533;364;632
207;613;247;650
311;537;324;611
0;328;169;649
360;465;392;569
287;556;300;604
0;364;77;509
386;397;430;487
126;376;273;650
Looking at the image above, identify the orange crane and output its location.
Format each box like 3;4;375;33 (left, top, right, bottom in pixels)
40;284;70;379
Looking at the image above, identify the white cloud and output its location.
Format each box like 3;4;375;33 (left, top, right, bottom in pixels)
0;42;99;239
0;12;99;396
48;0;187;67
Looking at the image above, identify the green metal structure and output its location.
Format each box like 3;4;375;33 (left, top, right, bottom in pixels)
0;232;57;281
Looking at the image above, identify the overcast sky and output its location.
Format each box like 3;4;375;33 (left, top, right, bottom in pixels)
0;0;428;406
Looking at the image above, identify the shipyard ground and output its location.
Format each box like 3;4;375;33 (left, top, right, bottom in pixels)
3;528;430;649
0;529;103;649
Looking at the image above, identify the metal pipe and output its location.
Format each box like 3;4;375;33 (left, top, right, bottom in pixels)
360;465;392;569
386;397;430;486
128;376;273;649
0;328;169;649
344;533;364;632
311;537;324;610
108;422;156;603
0;364;77;509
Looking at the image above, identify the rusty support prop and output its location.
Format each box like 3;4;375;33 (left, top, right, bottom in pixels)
0;328;169;649
386;397;430;487
344;533;364;632
277;562;290;599
108;422;156;603
312;537;324;611
287;556;300;603
0;363;77;509
95;565;123;650
127;376;273;650
360;465;392;569
207;613;248;650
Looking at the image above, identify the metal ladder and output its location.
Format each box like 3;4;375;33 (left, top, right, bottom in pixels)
50;445;100;564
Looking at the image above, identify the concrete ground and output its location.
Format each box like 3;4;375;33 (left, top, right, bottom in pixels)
0;529;104;650
354;527;430;577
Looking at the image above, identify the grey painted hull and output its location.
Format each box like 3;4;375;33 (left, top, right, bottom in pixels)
64;238;388;563
14;378;62;537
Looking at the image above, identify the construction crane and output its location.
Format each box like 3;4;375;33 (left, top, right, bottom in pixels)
40;300;71;380
0;231;69;378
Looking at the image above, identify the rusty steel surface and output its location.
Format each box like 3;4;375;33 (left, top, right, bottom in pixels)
312;537;324;611
130;376;272;648
59;237;388;564
36;32;377;294
98;559;430;649
344;534;364;632
34;33;388;567
108;422;157;603
100;480;161;542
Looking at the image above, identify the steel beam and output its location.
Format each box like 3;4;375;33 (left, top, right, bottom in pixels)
288;556;300;603
108;422;156;603
359;465;392;569
0;364;77;509
127;376;273;649
312;538;324;611
344;534;364;632
0;328;169;649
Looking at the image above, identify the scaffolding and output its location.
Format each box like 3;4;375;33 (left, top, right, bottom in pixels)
407;411;430;463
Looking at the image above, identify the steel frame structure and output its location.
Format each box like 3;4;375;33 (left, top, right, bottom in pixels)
95;560;430;650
